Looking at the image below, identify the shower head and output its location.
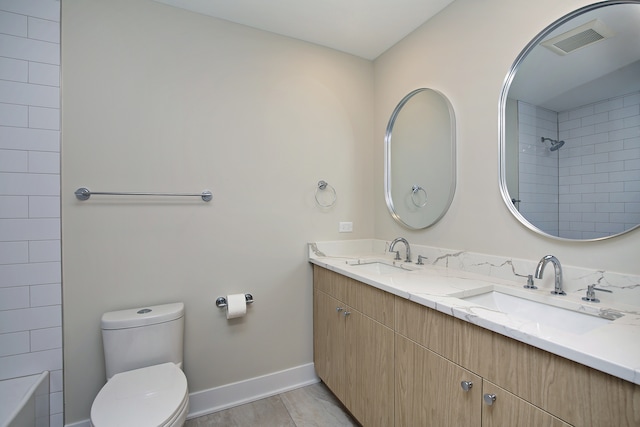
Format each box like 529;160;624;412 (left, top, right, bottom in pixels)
541;137;565;151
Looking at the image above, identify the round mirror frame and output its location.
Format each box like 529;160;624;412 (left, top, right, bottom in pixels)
498;0;640;241
385;88;456;229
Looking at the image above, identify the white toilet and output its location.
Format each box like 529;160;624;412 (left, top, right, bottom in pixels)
90;302;189;427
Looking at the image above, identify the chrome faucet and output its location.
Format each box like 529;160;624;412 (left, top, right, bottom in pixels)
389;237;411;262
534;255;565;295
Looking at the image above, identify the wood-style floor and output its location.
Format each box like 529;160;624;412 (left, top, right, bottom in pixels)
185;382;359;427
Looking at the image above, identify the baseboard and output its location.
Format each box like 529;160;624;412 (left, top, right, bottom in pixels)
65;363;319;427
187;362;319;419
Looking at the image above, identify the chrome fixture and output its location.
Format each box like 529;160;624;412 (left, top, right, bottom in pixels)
540;136;565;151
215;294;254;308
74;187;213;202
523;274;537;289
483;394;496;406
389;237;411;262
460;381;473;392
582;284;612;303
535;255;565;295
314;180;337;208
416;255;426;265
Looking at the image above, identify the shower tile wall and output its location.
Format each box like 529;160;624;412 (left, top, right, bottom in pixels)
0;1;62;426
517;101;560;236
558;91;640;239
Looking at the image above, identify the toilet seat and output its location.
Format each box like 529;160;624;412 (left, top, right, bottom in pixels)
91;362;189;427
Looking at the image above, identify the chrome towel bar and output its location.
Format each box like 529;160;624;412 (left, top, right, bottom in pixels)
74;187;213;202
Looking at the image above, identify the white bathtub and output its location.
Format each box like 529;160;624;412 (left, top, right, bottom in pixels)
0;372;49;427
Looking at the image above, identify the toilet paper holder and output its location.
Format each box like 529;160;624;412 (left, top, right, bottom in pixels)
216;294;254;308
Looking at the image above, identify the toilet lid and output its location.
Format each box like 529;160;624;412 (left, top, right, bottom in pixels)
91;363;188;427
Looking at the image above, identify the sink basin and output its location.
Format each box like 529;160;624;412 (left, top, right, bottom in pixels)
351;262;410;275
462;291;611;335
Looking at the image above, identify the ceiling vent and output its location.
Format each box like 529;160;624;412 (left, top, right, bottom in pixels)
541;19;614;55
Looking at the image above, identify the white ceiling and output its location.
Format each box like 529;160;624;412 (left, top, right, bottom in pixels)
153;0;456;60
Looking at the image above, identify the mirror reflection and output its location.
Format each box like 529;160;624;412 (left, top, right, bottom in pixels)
385;88;456;229
500;1;640;240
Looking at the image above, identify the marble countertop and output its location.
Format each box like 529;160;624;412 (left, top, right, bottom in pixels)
308;241;640;385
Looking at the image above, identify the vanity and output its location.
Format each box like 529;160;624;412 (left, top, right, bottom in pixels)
309;240;640;427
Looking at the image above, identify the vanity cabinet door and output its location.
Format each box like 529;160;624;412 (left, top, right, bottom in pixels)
395;334;482;427
481;380;570;427
347;309;394;427
313;289;346;403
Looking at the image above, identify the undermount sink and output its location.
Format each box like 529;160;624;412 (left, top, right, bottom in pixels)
350;262;411;275
462;291;611;335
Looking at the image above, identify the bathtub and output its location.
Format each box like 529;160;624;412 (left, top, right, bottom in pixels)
0;372;49;427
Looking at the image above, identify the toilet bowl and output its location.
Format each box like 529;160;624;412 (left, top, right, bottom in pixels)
91;363;188;427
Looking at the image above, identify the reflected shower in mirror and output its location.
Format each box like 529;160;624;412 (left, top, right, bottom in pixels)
500;1;640;240
385;88;456;229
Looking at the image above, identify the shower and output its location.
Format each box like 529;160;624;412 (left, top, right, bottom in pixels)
541;136;565;151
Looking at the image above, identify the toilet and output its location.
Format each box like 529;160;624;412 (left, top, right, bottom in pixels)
90;302;189;427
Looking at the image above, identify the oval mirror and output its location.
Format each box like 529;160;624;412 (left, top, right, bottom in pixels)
385;88;456;229
500;1;640;241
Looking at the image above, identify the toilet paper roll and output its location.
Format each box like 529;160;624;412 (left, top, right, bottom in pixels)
226;294;247;319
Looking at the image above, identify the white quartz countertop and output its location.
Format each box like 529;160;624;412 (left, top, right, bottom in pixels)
309;243;640;385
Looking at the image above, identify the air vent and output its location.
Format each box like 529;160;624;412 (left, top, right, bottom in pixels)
541;19;614;55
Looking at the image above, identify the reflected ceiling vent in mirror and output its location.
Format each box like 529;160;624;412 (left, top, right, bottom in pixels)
541;19;614;55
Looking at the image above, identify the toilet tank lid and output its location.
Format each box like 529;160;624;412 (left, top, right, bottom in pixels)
101;302;184;330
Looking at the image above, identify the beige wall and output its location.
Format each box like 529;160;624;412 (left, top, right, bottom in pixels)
61;0;373;422
374;0;640;275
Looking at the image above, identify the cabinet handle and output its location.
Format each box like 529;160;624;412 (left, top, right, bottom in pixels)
460;381;473;392
336;307;343;312
483;393;496;406
343;311;351;316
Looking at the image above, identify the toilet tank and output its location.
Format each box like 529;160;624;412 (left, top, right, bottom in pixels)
101;302;184;380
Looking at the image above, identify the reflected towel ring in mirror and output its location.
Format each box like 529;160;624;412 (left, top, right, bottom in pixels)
411;185;428;207
315;180;337;208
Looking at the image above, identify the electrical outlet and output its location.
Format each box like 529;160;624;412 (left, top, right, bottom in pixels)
339;222;353;233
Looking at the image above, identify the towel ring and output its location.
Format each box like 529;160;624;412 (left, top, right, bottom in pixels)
315;180;337;208
411;185;427;208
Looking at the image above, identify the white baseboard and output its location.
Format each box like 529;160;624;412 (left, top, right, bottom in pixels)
187;362;319;419
65;363;319;427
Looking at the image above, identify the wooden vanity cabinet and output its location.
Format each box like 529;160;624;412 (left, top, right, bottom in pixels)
396;297;640;427
313;266;394;427
314;267;640;426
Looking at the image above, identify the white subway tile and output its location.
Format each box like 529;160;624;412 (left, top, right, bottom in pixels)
0;172;60;196
0;126;59;151
28;62;59;87
609;104;640;121
0;348;62;380
595;182;624;193
0;0;60;21
595;97;624;114
28;151;59;173
0;10;27;37
49;369;62;393
610;191;640;203
29;196;60;218
595;118;624;133
581;112;608;126
0;285;29;309
0;57;28;82
50;413;63;427
30;283;60;307
0;196;28;218
0;148;27;172
582;212;610;223
569;105;594;120
0;80;59;108
612;212;640;224
610;126;640;141
624;92;640;107
0;331;29;356
28;106;59;130
0;305;60;334
30;326;61;351
49;390;63;414
594;139;624;154
0;34;59;65
0;102;28;127
625;158;640;170
28;16;59;43
0;260;60;287
596;203;625;213
582;193;609;203
29;240;60;262
0;241;28;263
596;222;625;233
